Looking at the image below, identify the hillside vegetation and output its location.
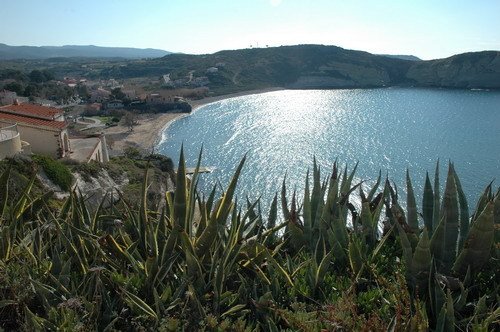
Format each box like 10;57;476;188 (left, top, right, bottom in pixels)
104;45;500;93
2;45;498;95
0;150;498;331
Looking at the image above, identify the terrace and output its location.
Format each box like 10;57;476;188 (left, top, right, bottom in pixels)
0;124;22;159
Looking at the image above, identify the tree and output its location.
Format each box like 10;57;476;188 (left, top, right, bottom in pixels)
41;69;54;81
3;81;24;95
29;70;46;83
123;111;138;132
76;84;90;101
29;69;54;83
23;83;40;97
111;88;126;101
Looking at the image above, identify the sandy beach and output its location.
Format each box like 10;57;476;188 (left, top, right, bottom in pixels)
102;87;283;155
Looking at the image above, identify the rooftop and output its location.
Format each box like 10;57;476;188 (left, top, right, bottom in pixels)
0;111;67;130
0;103;63;120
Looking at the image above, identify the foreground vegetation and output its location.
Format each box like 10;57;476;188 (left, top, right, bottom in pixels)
0;150;498;331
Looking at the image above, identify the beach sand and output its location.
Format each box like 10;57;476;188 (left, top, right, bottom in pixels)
102;87;283;155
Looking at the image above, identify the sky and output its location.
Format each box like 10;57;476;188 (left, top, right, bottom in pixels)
1;0;499;60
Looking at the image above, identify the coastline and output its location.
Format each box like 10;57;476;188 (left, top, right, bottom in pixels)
102;87;284;155
189;87;284;111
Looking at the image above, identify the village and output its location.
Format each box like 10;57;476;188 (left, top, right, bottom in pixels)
0;72;207;163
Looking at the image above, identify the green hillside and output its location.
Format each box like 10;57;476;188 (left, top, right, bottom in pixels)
101;45;500;93
2;45;499;95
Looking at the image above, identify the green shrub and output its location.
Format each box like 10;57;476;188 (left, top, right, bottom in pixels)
33;155;73;190
124;146;141;159
72;161;102;182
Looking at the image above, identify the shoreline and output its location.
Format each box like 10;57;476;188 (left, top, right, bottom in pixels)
102;87;284;155
189;87;284;110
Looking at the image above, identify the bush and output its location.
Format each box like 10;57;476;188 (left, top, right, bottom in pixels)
148;154;174;172
124;146;142;159
33;155;73;190
72;161;103;182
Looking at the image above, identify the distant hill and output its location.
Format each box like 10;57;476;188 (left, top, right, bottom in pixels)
101;44;499;92
2;44;498;91
377;54;421;61
406;51;500;88
0;44;171;59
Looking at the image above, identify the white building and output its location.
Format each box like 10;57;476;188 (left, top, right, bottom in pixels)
0;103;70;158
0;102;110;164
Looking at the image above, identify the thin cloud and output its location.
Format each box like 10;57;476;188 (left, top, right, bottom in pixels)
270;0;283;7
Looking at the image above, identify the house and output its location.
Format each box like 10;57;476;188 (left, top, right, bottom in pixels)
145;93;169;105
0;90;17;106
87;102;102;111
90;88;111;103
122;89;136;100
63;77;78;88
206;67;218;74
105;100;124;110
0;102;109;163
0;102;70;158
191;76;210;87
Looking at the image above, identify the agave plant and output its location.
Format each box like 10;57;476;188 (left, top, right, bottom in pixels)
387;162;499;329
0;153;497;331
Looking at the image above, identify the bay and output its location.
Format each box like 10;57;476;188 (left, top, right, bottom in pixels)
157;88;500;211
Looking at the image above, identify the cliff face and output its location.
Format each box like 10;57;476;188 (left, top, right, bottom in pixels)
406;51;500;88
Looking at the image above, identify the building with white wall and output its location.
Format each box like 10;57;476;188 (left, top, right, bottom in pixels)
0;124;26;160
0;102;70;158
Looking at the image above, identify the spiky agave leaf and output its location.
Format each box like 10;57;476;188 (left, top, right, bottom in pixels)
367;170;382;202
174;146;188;230
452;200;494;275
348;235;363;276
452;164;470;252
395;221;413;273
406;169;419;233
0;166;11;219
435;289;455;332
310;158;323;230
195;156;246;256
433;160;441;232
494;190;500;258
422;172;434;235
281;174;290;221
472;182;492;221
430;165;459;273
186;148;203;237
411;228;432;292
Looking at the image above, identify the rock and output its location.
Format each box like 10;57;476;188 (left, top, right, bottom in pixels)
72;169;128;208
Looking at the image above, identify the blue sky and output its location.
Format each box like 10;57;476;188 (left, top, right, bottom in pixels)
1;0;499;59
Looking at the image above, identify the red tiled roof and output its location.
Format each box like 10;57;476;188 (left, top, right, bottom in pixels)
0;112;67;130
0;103;62;120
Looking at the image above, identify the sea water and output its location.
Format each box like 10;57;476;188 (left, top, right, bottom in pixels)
157;88;500;212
